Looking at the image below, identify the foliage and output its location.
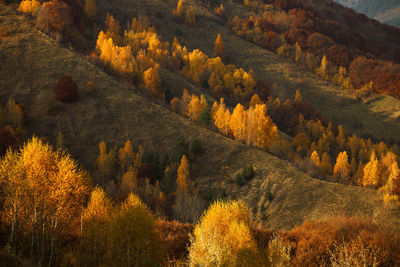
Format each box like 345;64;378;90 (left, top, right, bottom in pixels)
54;75;79;102
189;200;256;266
0;137;90;265
18;0;40;15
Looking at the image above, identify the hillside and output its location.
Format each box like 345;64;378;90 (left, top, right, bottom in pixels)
99;0;400;144
334;0;400;26
1;3;400;232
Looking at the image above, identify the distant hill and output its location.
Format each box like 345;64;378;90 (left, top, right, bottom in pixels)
334;0;400;26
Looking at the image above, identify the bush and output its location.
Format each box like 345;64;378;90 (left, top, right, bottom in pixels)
54;75;79;102
235;173;244;185
155;219;194;260
285;216;400;266
241;165;254;180
174;26;182;36
190;138;202;155
85;81;95;93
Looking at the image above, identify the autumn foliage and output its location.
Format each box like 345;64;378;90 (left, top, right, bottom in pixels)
54;75;79;102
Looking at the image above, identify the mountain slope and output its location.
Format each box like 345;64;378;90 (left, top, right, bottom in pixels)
0;4;399;230
99;0;400;143
334;0;400;26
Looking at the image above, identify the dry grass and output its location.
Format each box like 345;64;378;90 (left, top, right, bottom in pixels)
1;3;400;231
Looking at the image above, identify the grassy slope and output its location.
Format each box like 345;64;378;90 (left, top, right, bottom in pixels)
107;0;400;143
1;5;399;230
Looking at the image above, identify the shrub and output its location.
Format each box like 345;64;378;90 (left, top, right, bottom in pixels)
155;219;194;260
37;0;73;34
190;138;202;155
54;75;79;102
241;165;254;180
235;173;244;185
85;81;95;93
174;26;182;36
188;200;257;266
18;0;40;15
285;216;400;266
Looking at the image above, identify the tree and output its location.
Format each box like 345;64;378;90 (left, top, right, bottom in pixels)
250;94;262;107
0;137;90;264
5;98;24;130
214;98;231;136
185;5;196;25
81;187;112;266
362;151;379;187
54;75;79;102
310;151;321;168
107;194;164;266
333;151;350;180
320;152;332;175
84;0;96;20
230;103;247;141
176;0;184;17
37;0;74;36
213;33;226;61
18;0;40;14
143;64;162;98
176;155;191;191
189;200;256;266
96;141;116;184
294;89;302;103
118;140;134;173
187;95;202;121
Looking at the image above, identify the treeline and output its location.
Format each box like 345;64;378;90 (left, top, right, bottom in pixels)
94;13;256;103
169;88;400;205
93;135;209;223
228;0;400;99
1;141;400;266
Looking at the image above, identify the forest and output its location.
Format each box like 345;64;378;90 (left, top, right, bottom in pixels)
1;0;400;266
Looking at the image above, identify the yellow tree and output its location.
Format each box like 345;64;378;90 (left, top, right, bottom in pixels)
0;137;90;263
18;0;40;14
333;151;350;180
143;64;162;98
214;98;230;136
121;170;138;195
96;141;115;183
310;151;321;168
118;140;134;174
189;200;256;266
176;0;184;17
249;93;262;107
105;13;120;43
107;193;164;266
81;187;112;266
362;151;380;187
230;103;247;141
187;95;202;121
253;104;279;150
170;97;181;113
294;89;302;103
213;33;226;61
177;155;191;192
336;125;346;152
